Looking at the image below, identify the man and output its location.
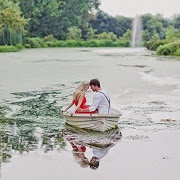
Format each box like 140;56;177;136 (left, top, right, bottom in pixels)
77;79;111;114
89;148;109;170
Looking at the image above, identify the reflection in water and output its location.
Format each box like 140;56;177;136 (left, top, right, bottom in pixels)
63;124;122;169
0;88;69;176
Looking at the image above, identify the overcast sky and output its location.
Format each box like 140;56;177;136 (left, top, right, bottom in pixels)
100;0;180;17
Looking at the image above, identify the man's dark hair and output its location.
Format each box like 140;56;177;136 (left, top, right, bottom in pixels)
89;160;99;170
90;79;100;87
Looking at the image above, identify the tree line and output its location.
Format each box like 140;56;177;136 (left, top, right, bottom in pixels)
0;0;180;55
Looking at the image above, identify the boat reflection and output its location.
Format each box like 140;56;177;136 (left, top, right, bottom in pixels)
63;124;122;169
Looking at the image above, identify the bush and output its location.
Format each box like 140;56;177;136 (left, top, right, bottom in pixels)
146;39;168;51
174;48;180;56
0;46;19;52
24;43;31;48
157;41;180;56
55;41;67;47
16;43;24;50
43;35;55;42
66;40;79;47
24;37;44;48
116;40;130;47
97;40;114;47
88;40;98;47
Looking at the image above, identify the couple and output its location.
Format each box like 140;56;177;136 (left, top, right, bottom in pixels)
63;79;111;115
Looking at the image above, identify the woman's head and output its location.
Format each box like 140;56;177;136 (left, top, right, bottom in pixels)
72;151;89;168
73;81;89;99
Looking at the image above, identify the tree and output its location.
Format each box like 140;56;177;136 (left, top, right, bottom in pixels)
86;27;97;40
97;32;117;41
172;14;180;30
66;26;82;40
0;0;28;45
90;11;132;37
19;0;100;39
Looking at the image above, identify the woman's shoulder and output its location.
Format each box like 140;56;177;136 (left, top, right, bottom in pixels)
79;91;85;96
75;91;85;99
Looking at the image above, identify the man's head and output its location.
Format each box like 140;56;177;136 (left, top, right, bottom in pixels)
89;79;101;92
89;156;100;170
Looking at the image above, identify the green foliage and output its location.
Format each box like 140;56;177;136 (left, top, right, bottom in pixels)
116;40;130;47
21;35;131;48
166;29;180;41
145;27;180;56
24;37;44;48
157;41;180;56
143;30;151;41
141;14;168;39
66;27;82;40
86;27;97;40
0;0;28;45
97;32;117;41
16;43;24;50
121;29;132;41
43;34;56;42
19;0;100;39
90;11;132;38
24;43;31;48
0;45;19;52
172;14;180;29
174;48;180;56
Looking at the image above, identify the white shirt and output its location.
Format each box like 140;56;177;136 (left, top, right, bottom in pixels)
92;148;109;159
89;89;111;114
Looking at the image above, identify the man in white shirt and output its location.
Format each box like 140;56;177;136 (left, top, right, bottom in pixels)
89;148;109;170
77;79;111;114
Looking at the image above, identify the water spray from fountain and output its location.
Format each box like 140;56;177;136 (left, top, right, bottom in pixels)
131;15;143;47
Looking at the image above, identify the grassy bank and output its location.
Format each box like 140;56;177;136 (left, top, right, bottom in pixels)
0;44;24;53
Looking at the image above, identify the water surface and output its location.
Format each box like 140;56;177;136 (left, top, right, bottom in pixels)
0;48;180;180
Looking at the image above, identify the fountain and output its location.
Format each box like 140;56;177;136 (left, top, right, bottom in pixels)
131;15;143;47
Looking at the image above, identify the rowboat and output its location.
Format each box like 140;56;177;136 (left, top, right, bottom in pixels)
62;108;122;132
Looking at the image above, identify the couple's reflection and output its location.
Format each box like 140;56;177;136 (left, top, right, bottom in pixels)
63;125;122;170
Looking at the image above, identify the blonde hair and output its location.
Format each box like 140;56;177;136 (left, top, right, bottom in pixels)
73;81;89;100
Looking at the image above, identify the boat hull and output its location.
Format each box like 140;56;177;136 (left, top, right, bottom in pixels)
63;109;121;132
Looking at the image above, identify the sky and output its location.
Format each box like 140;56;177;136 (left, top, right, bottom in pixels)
100;0;180;17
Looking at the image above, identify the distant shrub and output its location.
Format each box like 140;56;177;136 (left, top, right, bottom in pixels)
97;40;114;47
66;40;79;47
22;36;132;49
146;39;168;51
0;46;19;52
24;37;44;48
116;40;130;47
16;44;24;50
43;35;55;42
88;40;98;47
174;48;180;56
55;41;67;47
157;41;180;56
24;43;31;48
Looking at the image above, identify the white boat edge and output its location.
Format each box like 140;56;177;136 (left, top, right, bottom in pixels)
62;108;122;132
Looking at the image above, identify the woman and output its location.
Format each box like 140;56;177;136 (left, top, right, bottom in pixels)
66;137;89;168
63;81;93;115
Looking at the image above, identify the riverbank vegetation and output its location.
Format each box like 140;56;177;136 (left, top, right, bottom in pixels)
0;0;179;56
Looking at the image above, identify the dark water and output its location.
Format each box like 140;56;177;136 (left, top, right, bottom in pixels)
0;48;180;180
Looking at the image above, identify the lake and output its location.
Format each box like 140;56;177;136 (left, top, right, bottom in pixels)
0;48;180;180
